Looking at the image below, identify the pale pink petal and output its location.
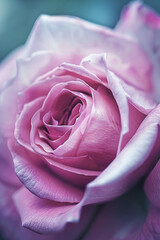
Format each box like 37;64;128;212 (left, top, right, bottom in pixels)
0;182;96;240
25;15;151;91
81;52;155;113
45;157;100;187
0;182;57;240
119;102;145;151
15;51;58;88
60;62;103;88
15;97;44;151
0;51;59;139
13;186;98;235
116;1;160;102
121;80;156;114
9;140;83;203
81;105;160;206
81;53;129;153
77;85;121;170
17;79;55;110
13;187;75;233
0;47;24;90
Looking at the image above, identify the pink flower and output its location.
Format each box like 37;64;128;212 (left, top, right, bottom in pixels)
0;1;160;239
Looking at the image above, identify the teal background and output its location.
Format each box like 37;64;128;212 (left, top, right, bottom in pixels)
0;0;160;61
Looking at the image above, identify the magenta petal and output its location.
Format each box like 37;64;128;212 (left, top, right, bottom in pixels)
82;105;160;206
9;140;83;203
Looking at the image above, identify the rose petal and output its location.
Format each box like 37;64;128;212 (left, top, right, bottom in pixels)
0;47;23;91
81;104;160;206
17;79;55;110
0;181;97;240
25;15;151;92
121;80;156;114
116;1;160;102
15;97;44;151
13;186;98;235
14;187;75;233
60;62;103;88
45;157;100;187
81;53;129;151
9;140;83;203
81;52;155;114
0;182;57;240
77;85;120;170
0;51;59;139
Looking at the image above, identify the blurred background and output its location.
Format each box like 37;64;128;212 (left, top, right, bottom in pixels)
0;0;160;62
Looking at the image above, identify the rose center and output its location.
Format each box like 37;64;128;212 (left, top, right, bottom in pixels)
58;97;82;126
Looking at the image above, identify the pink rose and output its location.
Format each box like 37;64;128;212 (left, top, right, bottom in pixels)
0;1;160;240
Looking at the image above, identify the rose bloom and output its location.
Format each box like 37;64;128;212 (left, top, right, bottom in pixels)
0;1;160;240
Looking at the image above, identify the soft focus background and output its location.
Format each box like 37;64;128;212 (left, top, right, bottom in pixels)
0;0;159;239
0;0;160;62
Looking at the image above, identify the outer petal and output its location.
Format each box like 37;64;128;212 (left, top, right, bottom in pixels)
9;140;83;203
0;47;24;90
116;1;160;102
81;104;160;206
0;182;55;240
13;186;98;235
81;53;145;152
15;97;45;151
0;51;59;139
25;15;151;91
0;181;97;240
13;187;75;233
